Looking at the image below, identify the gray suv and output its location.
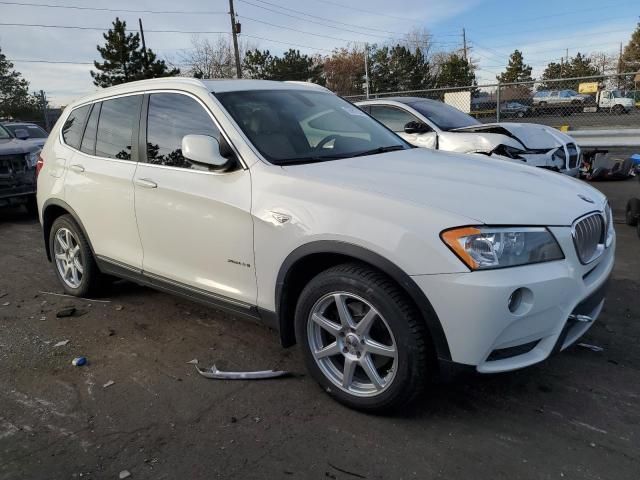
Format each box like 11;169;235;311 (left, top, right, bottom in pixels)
0;123;41;214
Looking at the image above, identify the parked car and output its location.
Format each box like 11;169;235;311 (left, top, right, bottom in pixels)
38;78;614;412
532;89;590;107
500;101;530;118
0;123;40;214
356;97;582;176
2;122;48;148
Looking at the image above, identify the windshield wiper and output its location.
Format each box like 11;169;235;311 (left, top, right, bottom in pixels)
277;154;352;165
350;145;406;158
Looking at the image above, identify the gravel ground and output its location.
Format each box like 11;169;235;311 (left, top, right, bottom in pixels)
0;177;638;480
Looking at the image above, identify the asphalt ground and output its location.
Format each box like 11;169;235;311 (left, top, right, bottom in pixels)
0;173;638;479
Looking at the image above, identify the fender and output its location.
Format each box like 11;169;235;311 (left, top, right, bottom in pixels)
276;240;452;361
41;198;97;262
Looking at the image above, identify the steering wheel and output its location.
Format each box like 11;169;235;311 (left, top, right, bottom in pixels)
315;134;340;150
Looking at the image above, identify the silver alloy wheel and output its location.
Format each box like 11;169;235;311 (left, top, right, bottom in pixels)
53;227;84;289
307;292;398;397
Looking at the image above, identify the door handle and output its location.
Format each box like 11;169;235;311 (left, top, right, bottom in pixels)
69;164;85;173
135;178;158;189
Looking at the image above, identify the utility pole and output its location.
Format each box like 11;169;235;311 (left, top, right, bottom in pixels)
228;0;242;78
139;18;149;70
462;28;467;61
618;42;623;89
40;90;49;131
364;43;370;99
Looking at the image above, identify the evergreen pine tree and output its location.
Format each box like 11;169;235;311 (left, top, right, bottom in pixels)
497;50;533;83
91;18;179;88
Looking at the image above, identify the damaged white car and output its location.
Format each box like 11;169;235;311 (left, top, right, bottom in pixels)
357;97;581;176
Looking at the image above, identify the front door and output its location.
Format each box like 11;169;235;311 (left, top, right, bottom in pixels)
133;92;256;306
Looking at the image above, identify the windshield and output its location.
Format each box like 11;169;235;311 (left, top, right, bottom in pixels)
215;89;409;164
407;100;480;131
0;124;12;139
611;90;623;98
5;124;48;138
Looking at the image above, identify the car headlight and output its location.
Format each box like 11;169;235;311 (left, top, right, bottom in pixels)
441;226;564;270
551;148;566;168
25;150;40;168
605;203;614;248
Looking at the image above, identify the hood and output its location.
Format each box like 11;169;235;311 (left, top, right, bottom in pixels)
452;123;573;150
282;148;605;226
0;137;40;155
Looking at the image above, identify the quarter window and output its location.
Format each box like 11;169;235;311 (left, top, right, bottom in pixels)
146;93;221;169
369;106;420;132
80;102;101;155
62;105;90;149
95;96;141;160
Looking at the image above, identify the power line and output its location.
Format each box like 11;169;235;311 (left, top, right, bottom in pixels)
312;0;413;23
237;0;405;37
0;0;226;14
240;16;356;43
0;22;228;34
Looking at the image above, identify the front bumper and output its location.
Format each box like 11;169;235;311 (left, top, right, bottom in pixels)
413;226;615;373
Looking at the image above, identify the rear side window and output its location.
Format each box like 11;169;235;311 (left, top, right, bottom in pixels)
80;103;101;155
62;105;90;149
145;93;221;169
95;96;141;160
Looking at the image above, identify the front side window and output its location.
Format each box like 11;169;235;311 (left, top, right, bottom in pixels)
369;106;420;132
0;124;11;140
146;93;221;169
215;89;408;164
409;100;480;131
62;105;90;149
95;96;141;160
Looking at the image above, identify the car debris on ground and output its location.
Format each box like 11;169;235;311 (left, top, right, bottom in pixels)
118;470;131;479
53;340;70;347
103;380;115;388
195;363;289;380
72;356;87;366
56;306;87;318
577;343;605;352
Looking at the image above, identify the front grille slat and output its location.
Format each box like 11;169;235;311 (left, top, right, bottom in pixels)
573;213;605;264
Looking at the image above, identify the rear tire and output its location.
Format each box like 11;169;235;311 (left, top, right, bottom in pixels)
49;214;104;297
613;104;625;115
626;198;640;226
295;263;432;413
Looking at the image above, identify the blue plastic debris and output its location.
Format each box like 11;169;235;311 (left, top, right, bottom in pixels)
72;356;87;366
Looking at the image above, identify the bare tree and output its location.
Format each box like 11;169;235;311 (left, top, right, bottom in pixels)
179;36;256;79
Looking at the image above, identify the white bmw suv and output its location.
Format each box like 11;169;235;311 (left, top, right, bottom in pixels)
37;78;614;412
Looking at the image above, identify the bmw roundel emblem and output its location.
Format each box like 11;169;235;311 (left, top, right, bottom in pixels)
578;194;595;204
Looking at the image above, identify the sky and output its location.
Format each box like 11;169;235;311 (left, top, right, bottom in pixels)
0;0;638;106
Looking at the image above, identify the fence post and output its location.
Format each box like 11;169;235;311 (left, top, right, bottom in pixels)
495;82;501;123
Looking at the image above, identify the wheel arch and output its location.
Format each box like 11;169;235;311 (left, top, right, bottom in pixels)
42;199;96;262
275;240;452;362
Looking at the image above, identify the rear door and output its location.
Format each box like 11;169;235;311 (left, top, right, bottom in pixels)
63;95;144;268
133;91;256;306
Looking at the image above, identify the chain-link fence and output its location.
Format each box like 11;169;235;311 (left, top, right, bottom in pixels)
345;72;640;130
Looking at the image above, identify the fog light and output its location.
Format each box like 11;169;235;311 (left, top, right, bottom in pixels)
508;289;523;313
508;287;533;315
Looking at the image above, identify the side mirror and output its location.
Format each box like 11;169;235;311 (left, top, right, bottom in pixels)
404;121;430;134
14;129;29;140
182;134;230;169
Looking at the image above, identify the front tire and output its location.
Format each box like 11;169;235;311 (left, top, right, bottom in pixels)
49;215;104;297
295;263;431;412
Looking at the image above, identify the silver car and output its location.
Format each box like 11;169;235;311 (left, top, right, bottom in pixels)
357;97;581;176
